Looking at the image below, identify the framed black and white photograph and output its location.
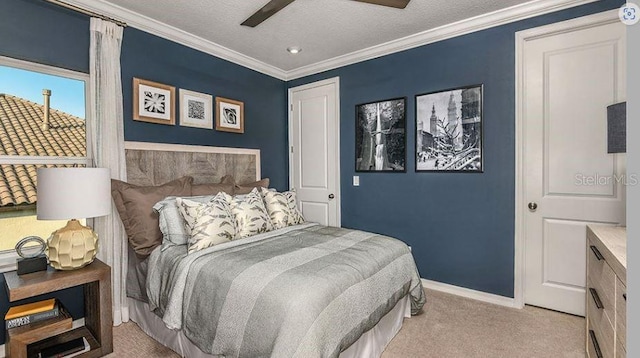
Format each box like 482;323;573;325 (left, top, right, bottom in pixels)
415;84;483;172
179;89;213;129
355;97;406;172
133;78;176;125
215;97;244;134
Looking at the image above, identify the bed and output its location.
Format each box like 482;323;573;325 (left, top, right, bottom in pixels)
121;141;425;358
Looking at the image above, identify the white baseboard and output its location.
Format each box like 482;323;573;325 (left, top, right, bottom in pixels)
0;318;85;358
422;278;520;308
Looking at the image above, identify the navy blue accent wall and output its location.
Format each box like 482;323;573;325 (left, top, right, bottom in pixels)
120;28;288;190
288;0;624;297
0;0;89;72
0;0;89;343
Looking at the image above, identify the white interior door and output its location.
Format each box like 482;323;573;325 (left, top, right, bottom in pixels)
522;19;626;316
289;78;340;226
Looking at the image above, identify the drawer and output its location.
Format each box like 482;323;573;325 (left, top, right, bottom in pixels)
587;323;609;358
587;259;616;320
588;237;607;273
616;278;626;350
587;291;615;358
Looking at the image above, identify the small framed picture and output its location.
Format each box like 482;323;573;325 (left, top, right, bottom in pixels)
179;89;213;129
215;97;244;134
133;78;175;125
415;84;483;172
355;97;406;172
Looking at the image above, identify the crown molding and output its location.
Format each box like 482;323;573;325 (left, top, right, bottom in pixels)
285;0;599;80
60;0;598;81
61;0;288;80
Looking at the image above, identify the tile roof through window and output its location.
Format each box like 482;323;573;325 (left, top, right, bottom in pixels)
0;94;86;207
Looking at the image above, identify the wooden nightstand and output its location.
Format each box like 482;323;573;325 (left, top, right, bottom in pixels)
3;259;113;358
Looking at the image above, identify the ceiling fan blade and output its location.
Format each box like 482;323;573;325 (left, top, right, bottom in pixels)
241;0;296;27
352;0;410;9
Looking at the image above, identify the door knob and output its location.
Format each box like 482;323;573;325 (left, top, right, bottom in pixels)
328;194;335;199
528;202;538;211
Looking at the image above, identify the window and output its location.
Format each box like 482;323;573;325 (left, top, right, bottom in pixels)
0;56;90;261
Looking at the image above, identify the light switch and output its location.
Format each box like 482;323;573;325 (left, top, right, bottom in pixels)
353;176;360;186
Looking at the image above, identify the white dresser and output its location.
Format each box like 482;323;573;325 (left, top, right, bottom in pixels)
586;225;626;358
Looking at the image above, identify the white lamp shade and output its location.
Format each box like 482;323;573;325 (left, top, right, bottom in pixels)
36;167;111;220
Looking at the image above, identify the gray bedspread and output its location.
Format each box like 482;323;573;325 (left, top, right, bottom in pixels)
147;223;426;358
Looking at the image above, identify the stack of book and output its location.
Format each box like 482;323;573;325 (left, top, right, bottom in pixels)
5;298;60;329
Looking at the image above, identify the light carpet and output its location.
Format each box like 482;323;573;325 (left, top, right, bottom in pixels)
106;289;585;357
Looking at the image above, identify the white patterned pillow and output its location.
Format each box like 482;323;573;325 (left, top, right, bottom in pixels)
261;189;291;229
177;193;238;253
261;188;305;229
230;188;273;238
284;190;305;225
154;195;216;247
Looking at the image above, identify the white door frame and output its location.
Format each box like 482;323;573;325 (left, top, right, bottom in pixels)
514;9;620;309
288;77;341;226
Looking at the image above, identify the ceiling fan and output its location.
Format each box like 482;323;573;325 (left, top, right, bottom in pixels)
241;0;411;27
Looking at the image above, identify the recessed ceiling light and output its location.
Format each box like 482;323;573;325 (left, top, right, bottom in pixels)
287;46;302;54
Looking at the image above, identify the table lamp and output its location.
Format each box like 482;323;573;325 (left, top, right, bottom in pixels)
36;167;111;270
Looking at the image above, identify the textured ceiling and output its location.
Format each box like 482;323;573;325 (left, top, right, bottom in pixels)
102;0;535;71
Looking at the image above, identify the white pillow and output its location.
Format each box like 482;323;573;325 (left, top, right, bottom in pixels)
284;190;305;225
261;188;305;229
154;195;216;246
177;193;238;253
229;188;273;238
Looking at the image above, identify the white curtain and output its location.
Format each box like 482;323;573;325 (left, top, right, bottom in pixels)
88;18;128;326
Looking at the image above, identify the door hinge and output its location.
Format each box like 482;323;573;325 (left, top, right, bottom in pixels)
290;104;293;111
290;146;294;153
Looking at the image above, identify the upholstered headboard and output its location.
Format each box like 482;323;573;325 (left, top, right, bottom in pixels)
124;141;260;186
